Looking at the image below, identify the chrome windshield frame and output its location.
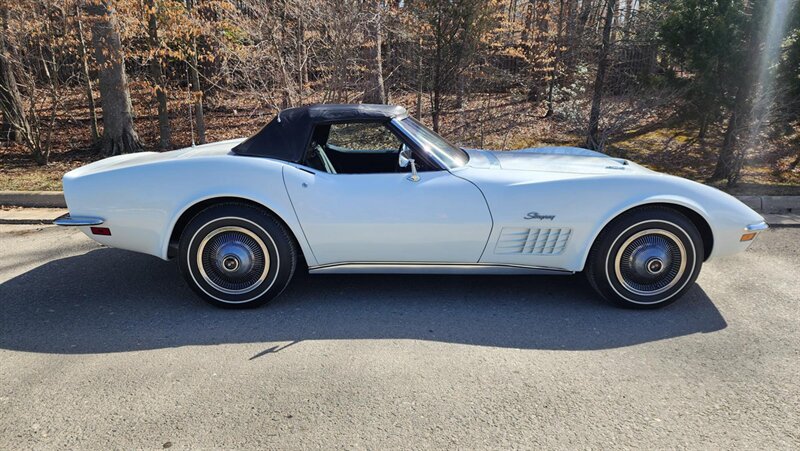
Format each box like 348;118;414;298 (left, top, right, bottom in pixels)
390;117;469;171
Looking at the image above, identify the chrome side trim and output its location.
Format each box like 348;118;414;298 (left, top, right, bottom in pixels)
307;262;574;275
745;221;769;232
53;213;104;227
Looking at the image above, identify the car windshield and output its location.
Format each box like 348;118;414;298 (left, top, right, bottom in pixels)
396;117;469;169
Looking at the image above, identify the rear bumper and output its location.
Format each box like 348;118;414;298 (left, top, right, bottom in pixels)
53;213;104;227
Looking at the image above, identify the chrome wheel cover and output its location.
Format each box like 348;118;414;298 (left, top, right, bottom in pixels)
614;229;687;297
196;226;270;295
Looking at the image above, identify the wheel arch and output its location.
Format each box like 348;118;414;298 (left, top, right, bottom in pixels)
165;196;309;268
580;201;714;271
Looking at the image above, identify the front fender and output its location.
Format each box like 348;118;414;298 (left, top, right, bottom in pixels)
574;176;764;270
460;167;763;272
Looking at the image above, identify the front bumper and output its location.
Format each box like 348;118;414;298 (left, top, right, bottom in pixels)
53;213;104;227
745;221;769;232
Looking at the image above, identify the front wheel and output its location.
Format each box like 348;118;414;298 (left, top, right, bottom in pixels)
585;207;704;309
178;203;297;308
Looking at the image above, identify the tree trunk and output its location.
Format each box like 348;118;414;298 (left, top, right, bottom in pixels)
527;0;551;102
546;0;565;117
34;19;60;166
146;0;170;150
1;114;9;141
186;0;205;144
416;37;423;116
623;0;633;38
0;4;29;144
75;3;99;143
576;0;593;38
585;0;616;150
563;0;578;75
86;0;142;155
272;4;297;108
432;47;442;132
432;88;441;132
698;113;708;144
188;54;206;144
431;13;443;132
296;13;307;104
383;21;392;104
712;107;743;183
455;72;465;110
362;0;386;104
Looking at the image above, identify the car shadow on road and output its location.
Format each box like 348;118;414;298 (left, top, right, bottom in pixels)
0;248;727;354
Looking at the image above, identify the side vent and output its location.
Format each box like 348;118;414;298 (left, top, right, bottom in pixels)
495;227;571;255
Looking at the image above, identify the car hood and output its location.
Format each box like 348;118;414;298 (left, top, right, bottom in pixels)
463;147;653;175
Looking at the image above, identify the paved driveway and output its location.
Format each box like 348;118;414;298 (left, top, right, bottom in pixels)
1;225;798;449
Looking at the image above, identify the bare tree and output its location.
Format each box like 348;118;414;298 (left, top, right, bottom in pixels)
585;0;616;150
362;0;386;104
545;0;565;117
86;0;142;155
27;1;62;165
75;2;99;144
0;1;57;165
413;0;497;131
0;4;29;144
185;0;205;144
145;0;171;150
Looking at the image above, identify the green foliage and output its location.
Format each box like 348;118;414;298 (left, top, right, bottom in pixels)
659;0;750;116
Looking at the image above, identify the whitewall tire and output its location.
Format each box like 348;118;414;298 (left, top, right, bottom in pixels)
178;203;297;308
585;206;704;309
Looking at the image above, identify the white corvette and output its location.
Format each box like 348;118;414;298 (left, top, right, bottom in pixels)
56;104;767;309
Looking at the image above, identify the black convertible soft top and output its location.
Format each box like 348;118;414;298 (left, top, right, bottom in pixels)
232;104;407;162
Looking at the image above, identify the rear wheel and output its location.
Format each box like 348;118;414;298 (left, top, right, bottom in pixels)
178;203;297;308
585;206;703;309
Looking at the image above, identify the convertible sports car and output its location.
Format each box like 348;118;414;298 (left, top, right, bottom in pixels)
56;104;767;309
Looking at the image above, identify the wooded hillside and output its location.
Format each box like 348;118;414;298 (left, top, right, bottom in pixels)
1;0;799;192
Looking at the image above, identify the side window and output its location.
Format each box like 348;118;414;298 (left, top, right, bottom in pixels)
303;121;437;175
326;123;401;153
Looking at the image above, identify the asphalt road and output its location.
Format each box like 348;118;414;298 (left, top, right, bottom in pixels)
1;224;798;449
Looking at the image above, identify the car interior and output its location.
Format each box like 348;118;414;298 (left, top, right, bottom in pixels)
302;122;431;174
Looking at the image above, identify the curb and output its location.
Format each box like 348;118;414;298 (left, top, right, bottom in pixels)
736;195;800;214
0;191;66;208
0;207;66;225
0;218;55;225
762;214;800;228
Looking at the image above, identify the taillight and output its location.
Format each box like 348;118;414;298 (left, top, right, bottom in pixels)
91;227;111;236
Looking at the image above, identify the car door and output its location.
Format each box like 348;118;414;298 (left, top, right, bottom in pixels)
282;122;492;266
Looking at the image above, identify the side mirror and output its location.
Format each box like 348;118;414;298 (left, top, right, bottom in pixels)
398;146;412;168
398;145;420;182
